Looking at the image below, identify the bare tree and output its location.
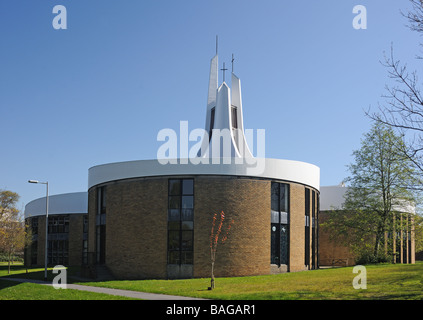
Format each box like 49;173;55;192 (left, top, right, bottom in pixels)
209;211;233;290
367;0;423;188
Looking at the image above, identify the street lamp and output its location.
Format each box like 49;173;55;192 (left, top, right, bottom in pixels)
28;180;49;282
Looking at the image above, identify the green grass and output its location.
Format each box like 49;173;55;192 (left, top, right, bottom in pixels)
1;262;422;300
77;262;423;300
0;263;135;300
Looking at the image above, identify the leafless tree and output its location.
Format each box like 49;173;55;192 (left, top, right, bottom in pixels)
367;1;423;188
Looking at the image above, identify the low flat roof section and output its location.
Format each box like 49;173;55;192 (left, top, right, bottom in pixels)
24;192;88;218
88;158;320;191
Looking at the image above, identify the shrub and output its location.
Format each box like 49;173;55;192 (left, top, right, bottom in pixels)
355;252;389;265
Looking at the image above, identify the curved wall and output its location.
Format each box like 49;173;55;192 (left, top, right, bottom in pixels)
88;174;319;279
24;192;88;267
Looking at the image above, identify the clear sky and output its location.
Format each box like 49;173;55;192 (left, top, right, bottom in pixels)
0;0;420;211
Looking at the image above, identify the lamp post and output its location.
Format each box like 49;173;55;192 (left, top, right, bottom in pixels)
28;180;49;281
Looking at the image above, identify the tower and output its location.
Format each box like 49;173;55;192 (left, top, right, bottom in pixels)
201;46;253;160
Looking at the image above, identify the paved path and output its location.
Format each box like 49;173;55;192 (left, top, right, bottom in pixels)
1;278;206;300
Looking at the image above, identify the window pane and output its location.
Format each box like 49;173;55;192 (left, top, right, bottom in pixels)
280;225;288;265
305;215;309;227
168;251;180;264
209;108;215;140
281;212;289;224
181;208;193;221
169;180;181;195
101;187;106;213
181;231;193;250
168;221;180;230
271;223;279;264
271;210;279;223
168;231;180;250
169;196;181;209
182;196;193;209
181;221;193;230
231;106;238;129
280;184;288;213
168;209;180;221
271;183;279;212
182;179;194;195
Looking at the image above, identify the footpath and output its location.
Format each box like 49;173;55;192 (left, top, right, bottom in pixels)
2;277;206;300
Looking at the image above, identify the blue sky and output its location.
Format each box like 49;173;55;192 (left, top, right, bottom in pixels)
0;0;420;211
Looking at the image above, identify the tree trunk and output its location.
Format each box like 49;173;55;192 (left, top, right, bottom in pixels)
210;261;215;290
7;252;11;274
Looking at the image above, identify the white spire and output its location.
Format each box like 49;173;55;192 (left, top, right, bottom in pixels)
200;47;253;159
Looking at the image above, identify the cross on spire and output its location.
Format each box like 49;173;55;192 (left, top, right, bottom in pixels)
221;62;228;82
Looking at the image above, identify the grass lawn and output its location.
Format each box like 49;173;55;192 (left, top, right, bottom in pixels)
0;262;422;300
77;262;423;300
0;263;134;300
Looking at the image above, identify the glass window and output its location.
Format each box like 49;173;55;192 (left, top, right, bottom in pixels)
168;221;180;230
280;184;288;213
168;209;180;221
168;251;180;264
181;231;193;250
168;178;194;266
169;180;181;195
182;179;194;195
231;106;238;129
271;210;279;223
169;196;181;209
182;196;193;209
168;231;180;250
271;183;279;212
181;221;193;230
32;217;38;235
281;212;289;224
97;186;106;215
209;108;215;141
270;182;290;267
181;208;193;221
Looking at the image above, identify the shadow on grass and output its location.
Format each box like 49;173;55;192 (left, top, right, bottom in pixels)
0;264;91;284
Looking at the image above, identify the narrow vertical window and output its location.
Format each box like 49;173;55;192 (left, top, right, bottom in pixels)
231;106;238;129
271;182;290;267
96;186;106;264
47;215;69;266
312;190;316;269
305;188;310;268
209;107;215;141
168;179;194;266
82;215;88;265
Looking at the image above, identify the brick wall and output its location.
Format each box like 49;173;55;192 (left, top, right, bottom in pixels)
289;183;307;272
69;215;84;266
88;178;168;279
88;176;319;279
193;176;271;278
24;214;86;267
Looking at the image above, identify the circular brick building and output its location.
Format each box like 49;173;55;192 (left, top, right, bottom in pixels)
24;192;88;267
85;50;320;280
87;159;320;279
